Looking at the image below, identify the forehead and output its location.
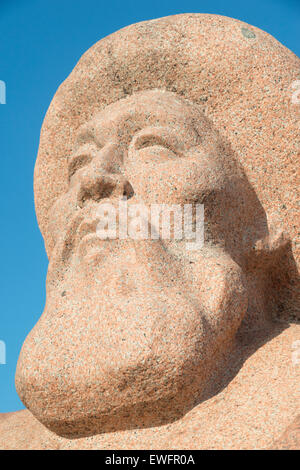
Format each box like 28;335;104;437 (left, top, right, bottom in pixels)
75;91;202;147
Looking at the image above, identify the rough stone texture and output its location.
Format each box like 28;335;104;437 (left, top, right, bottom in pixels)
269;415;300;450
0;410;59;450
1;14;299;448
1;324;299;449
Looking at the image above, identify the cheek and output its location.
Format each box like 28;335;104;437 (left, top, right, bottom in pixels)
47;190;77;246
128;164;181;203
126;159;225;205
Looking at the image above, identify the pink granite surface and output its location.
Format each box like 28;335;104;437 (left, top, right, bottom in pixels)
0;324;299;449
0;14;299;449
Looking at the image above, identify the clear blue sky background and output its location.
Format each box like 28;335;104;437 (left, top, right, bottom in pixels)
0;0;299;413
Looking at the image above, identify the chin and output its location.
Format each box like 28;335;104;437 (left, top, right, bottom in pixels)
15;329;212;438
15;246;247;438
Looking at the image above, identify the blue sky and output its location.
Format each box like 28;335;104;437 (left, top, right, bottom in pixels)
0;0;299;413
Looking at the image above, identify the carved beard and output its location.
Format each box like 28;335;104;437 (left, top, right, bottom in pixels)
16;231;247;438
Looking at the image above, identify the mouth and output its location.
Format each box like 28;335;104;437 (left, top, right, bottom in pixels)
75;195;134;261
53;190;148;270
77;232;116;262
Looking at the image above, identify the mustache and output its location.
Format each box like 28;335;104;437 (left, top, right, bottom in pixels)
46;190;208;301
46;197;191;292
47;197;133;284
47;210;85;286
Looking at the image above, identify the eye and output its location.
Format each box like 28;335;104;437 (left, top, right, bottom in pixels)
135;135;167;150
68;154;93;181
134;134;181;158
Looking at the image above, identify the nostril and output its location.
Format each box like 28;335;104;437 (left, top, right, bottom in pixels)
77;180;116;208
123;181;135;200
100;180;116;199
77;175;135;208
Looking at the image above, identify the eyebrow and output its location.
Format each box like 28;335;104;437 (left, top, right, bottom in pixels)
74;111;199;153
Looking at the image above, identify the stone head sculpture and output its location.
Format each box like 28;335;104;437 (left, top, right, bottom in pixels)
15;15;299;439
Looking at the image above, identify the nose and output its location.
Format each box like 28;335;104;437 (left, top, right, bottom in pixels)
76;145;134;207
77;174;134;207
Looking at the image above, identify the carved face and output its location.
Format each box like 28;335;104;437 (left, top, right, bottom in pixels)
16;91;255;438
